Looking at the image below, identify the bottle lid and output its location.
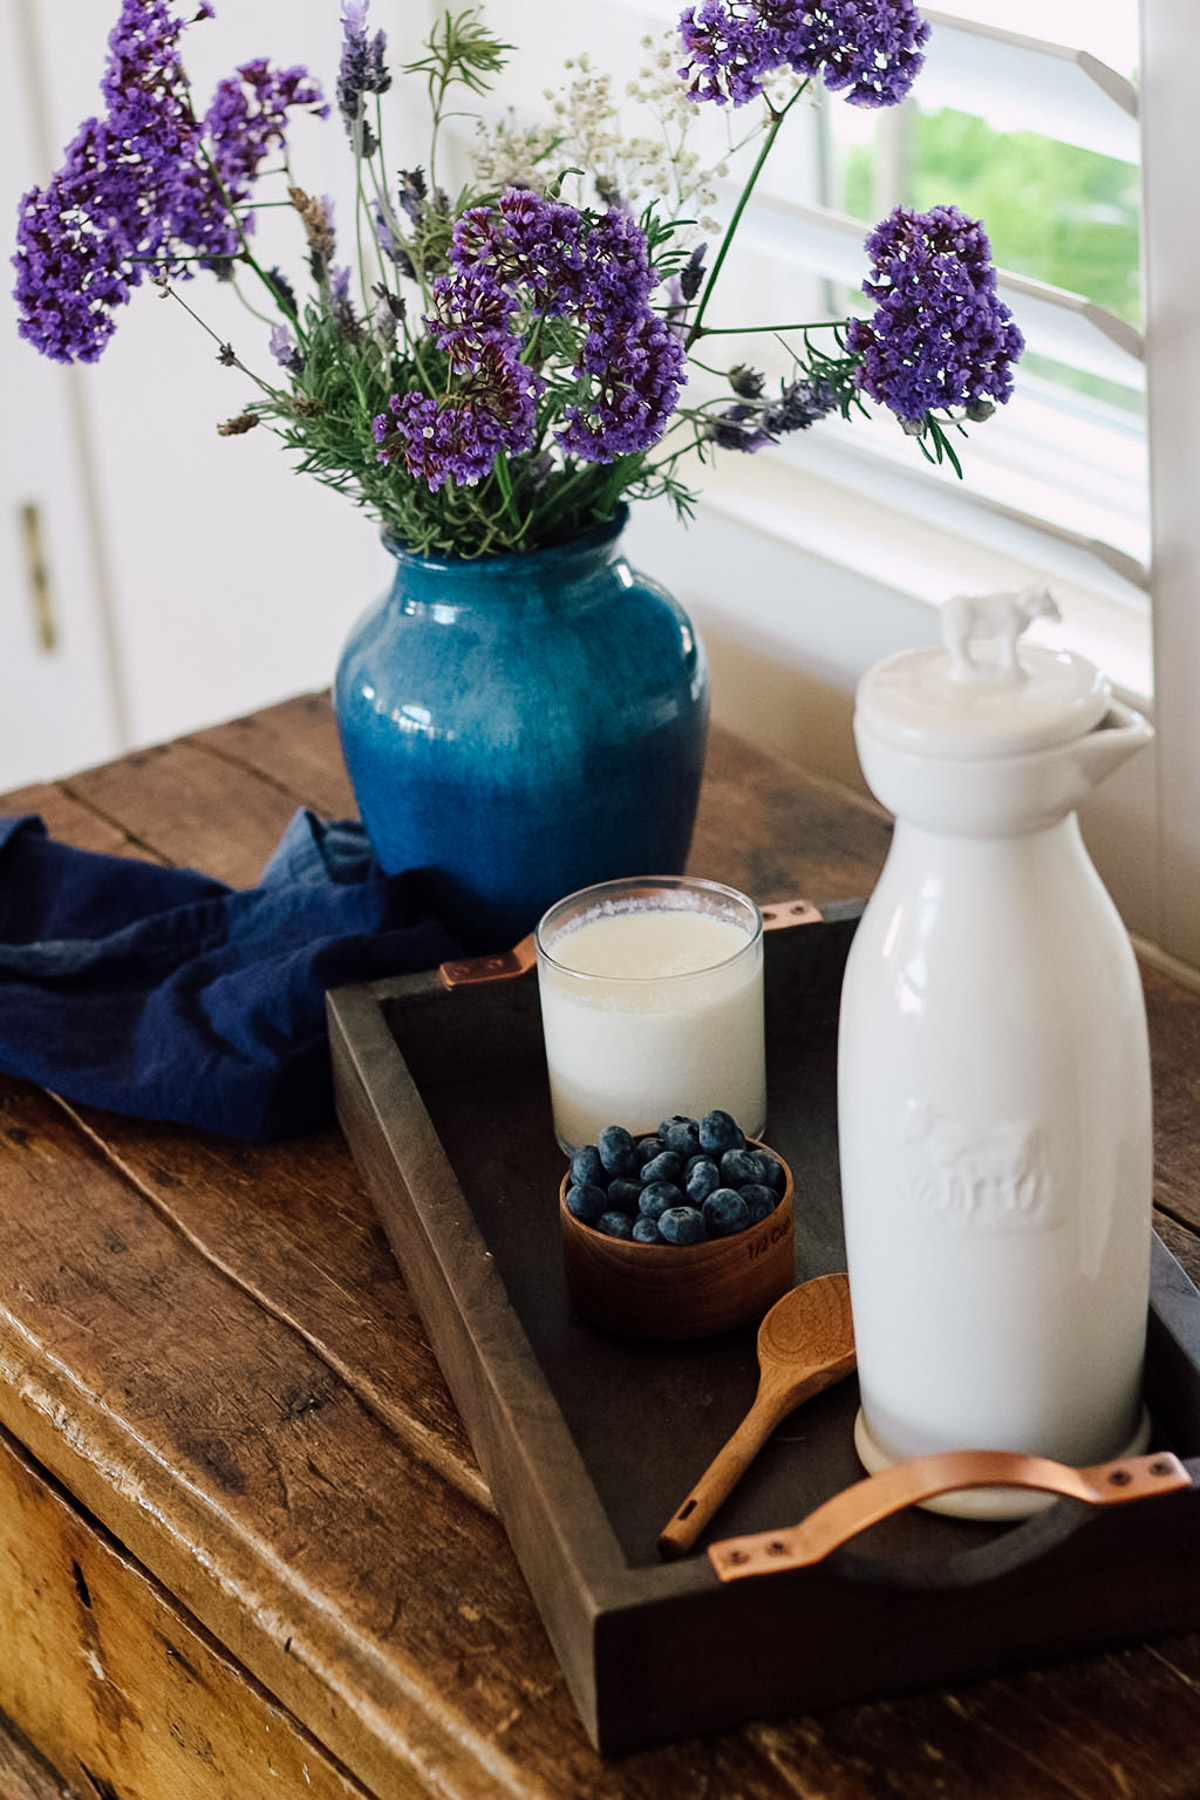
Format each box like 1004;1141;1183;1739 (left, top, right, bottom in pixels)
856;586;1110;759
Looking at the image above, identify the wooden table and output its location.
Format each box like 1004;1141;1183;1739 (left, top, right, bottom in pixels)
2;693;1200;1800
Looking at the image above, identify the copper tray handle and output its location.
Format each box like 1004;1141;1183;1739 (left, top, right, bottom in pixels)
439;898;822;988
440;934;537;989
760;900;822;930
708;1450;1193;1581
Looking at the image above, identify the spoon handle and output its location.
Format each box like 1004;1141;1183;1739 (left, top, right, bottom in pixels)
659;1364;846;1559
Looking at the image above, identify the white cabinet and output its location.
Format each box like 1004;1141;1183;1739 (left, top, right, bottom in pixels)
1;0;125;790
1;0;418;794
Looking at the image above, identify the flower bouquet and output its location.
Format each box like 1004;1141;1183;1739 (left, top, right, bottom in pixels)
12;0;1026;950
14;0;1024;561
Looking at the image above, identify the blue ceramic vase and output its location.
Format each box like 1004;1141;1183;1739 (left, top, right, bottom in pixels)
333;507;710;953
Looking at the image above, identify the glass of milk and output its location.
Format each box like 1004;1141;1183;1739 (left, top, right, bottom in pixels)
535;876;766;1153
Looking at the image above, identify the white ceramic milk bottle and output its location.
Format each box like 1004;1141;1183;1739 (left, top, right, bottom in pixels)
837;588;1155;1518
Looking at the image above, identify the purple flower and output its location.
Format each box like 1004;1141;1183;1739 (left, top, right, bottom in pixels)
449;191;657;325
374;340;545;492
847;204;1024;423
269;323;304;371
380;189;686;488
205;60;327;198
706;373;837;454
13;119;134;363
13;0;324;363
707;406;774;452
680;0;930;109
337;0;390;155
762;374;838;432
397;168;428;223
559;312;688;462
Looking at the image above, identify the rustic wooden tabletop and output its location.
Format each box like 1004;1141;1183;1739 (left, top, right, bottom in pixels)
1;693;1200;1800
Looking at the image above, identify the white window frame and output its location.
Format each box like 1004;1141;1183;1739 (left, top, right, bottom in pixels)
467;0;1200;968
1140;0;1200;970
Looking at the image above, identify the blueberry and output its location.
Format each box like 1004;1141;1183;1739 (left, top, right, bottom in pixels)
703;1187;750;1238
684;1156;720;1205
659;1115;701;1159
640;1150;684;1188
605;1178;643;1216
569;1145;606;1189
636;1135;666;1166
597;1123;638;1178
740;1183;778;1225
632;1216;663;1244
565;1182;609;1223
758;1152;786;1194
721;1147;764;1188
596;1210;634;1239
639;1180;684;1221
658;1206;708;1246
699;1110;745;1156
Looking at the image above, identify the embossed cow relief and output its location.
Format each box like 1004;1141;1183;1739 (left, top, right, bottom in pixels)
902;1101;1063;1231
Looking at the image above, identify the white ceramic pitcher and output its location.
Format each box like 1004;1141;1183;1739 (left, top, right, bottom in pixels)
837;587;1155;1519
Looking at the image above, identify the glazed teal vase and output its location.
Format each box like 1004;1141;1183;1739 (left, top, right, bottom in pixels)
333;508;710;954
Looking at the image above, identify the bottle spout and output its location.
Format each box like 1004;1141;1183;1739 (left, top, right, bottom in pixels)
1071;697;1155;792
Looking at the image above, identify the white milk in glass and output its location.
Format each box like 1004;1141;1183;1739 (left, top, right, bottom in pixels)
536;881;765;1152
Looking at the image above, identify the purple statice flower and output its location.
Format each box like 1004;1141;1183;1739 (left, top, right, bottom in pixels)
13;0;323;363
847;204;1024;424
559;312;688;462
205;60;327;199
680;0;930;110
374;340;544;492
427;268;519;368
337;0;390;155
13;118;136;362
387;188;686;485
450;192;657;328
94;0;238;269
679;1;784;107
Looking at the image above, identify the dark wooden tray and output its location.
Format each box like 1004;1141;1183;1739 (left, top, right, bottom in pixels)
328;907;1200;1756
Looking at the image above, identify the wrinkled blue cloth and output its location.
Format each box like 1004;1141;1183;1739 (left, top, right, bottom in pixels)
0;809;460;1141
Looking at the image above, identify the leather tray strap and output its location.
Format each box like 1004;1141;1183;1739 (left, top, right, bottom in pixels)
708;1449;1192;1581
438;898;823;988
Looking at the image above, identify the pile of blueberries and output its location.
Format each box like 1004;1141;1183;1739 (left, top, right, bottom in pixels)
563;1110;785;1246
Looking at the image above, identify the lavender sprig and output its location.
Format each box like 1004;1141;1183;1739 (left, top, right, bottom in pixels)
337;0;391;156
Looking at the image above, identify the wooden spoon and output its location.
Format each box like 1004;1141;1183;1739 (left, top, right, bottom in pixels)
658;1271;856;1559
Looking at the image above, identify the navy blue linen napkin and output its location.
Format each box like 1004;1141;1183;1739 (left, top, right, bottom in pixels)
0;809;460;1141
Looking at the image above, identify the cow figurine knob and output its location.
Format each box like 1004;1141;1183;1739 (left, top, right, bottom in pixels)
941;583;1060;684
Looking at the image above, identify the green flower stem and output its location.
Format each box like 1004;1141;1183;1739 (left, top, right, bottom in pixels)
194;140;298;324
163;284;279;398
694;318;847;337
686;81;810;348
491;463;526;545
229;278;287;330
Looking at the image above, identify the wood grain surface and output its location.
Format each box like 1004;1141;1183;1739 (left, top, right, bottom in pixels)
2;695;1200;1798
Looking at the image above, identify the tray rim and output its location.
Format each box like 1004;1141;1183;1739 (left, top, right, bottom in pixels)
327;934;1200;1753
